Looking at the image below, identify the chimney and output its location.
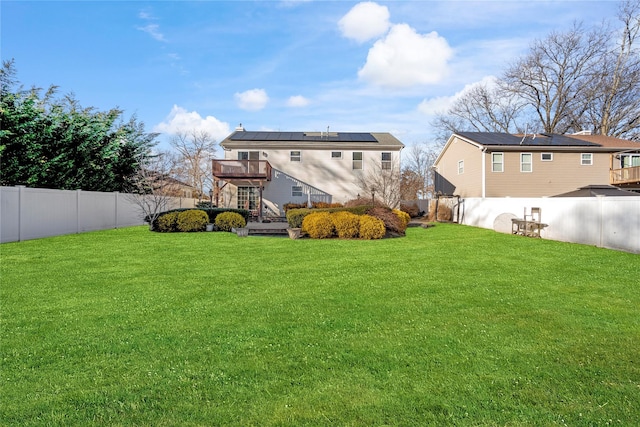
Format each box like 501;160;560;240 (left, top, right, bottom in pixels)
235;123;245;132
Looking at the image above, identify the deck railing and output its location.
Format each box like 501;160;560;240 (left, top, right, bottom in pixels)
610;166;640;185
211;160;272;181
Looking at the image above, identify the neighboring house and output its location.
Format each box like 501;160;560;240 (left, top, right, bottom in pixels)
433;132;640;198
213;126;404;217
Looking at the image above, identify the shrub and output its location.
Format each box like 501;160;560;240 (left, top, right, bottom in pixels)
331;211;360;239
215;211;246;232
157;211;179;232
367;207;405;235
359;215;386;240
176;210;208;232
302;212;335;239
286;208;310;228
393;209;411;230
400;203;420;218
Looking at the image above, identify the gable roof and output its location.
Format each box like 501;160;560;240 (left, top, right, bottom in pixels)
435;131;640;166
220;130;404;150
455;132;640;148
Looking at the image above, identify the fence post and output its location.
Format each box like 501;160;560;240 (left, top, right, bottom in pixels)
18;185;25;242
114;191;119;229
76;189;81;234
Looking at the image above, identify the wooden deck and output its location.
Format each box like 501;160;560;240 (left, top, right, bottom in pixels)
610;165;640;187
212;160;272;181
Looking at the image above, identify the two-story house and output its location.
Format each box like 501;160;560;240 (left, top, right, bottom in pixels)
433;132;640;197
212;126;404;218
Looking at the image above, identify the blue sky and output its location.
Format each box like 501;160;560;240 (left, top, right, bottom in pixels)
2;0;623;149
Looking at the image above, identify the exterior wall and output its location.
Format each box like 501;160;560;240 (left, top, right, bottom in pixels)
434;136;483;197
1;186;197;243
223;146;401;214
485;150;612;197
459;196;640;253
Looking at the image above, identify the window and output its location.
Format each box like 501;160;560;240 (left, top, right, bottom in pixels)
237;186;258;210
353;152;363;170
458;160;464;174
290;151;301;162
621;154;640;167
292;186;303;197
491;152;503;172
581;153;593;165
238;151;259;160
381;152;392;170
541;153;553;161
520;153;532;172
331;151;342;159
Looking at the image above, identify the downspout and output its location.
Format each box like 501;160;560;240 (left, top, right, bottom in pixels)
481;148;487;198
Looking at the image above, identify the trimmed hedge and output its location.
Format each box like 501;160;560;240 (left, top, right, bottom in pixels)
302;212;335;239
215;212;246;232
177;210;208;232
331;211;360;239
286;205;371;229
149;208;250;231
359;215;386;239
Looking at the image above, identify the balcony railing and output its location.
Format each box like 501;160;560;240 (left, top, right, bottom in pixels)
610;166;640;186
212;160;272;181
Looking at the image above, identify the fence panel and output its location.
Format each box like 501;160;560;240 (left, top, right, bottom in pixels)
459;197;639;253
1;186;198;243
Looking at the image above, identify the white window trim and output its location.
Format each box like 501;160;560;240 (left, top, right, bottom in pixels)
581;153;593;166
520;153;533;173
491;152;504;173
541;153;553;161
458;160;464;175
352;152;363;170
381;152;392;170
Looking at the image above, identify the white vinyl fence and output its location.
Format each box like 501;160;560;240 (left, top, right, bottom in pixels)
458;197;640;254
1;186;198;243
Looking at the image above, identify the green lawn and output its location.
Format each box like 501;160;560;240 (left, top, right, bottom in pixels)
1;224;638;426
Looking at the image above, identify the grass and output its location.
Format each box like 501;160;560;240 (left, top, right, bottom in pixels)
1;224;639;426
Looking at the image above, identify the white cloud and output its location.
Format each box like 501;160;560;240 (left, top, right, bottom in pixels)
234;89;269;111
358;24;453;89
154;105;230;141
286;95;310;107
136;10;166;42
338;2;390;43
417;76;498;115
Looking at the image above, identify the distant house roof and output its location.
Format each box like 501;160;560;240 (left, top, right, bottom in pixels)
453;132;640;150
553;185;640;197
220;130;404;150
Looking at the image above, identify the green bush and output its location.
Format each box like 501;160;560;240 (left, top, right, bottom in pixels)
176;210;208;232
359;214;386;240
157;211;179;232
149;208;250;230
215;211;246;232
302;212;335;239
286;208;310;228
331;211;360;239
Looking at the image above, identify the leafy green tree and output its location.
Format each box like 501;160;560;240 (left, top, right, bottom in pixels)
0;60;158;191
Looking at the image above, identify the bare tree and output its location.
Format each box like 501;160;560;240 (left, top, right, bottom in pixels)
170;130;217;200
125;151;177;230
401;143;440;200
586;0;640;139
502;23;608;134
355;158;402;208
432;81;527;142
